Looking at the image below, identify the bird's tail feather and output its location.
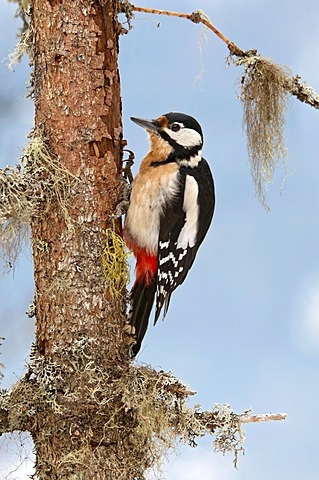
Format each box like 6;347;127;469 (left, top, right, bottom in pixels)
154;292;172;325
129;279;156;356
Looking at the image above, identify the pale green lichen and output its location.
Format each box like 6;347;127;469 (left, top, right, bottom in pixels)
102;221;130;299
233;54;290;209
0;133;78;266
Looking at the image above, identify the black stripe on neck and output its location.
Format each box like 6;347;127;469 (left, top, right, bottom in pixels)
151;131;202;167
160;130;202;159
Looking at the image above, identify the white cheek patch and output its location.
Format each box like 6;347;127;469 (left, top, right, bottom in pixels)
177;175;199;249
164;127;202;148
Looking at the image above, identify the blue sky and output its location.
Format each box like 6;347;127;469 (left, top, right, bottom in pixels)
1;0;319;478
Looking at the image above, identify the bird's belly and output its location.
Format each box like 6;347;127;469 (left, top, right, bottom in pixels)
125;169;179;254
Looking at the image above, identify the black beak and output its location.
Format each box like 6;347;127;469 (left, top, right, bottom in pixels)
130;117;161;133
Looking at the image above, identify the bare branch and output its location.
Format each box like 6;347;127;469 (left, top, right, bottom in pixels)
130;5;245;56
239;412;288;424
193;408;287;434
130;4;319;110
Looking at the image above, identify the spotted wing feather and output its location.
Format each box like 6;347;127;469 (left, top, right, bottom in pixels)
154;159;215;324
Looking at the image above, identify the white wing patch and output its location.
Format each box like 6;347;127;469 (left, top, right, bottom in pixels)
177;175;199;249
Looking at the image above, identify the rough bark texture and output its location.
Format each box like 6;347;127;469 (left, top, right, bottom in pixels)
28;1;130;477
31;0;125;360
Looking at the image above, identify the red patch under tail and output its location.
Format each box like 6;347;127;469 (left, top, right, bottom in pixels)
124;236;158;355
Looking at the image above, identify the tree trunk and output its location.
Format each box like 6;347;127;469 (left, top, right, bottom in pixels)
29;0;130;477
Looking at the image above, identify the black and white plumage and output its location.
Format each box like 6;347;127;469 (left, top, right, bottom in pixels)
154;158;215;323
124;112;215;355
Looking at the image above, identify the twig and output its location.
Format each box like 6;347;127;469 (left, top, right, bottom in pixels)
130;4;319;110
130;5;245;56
196;409;287;434
239;412;288;424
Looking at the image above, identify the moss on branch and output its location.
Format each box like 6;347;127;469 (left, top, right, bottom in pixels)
0;338;245;478
0;131;79;266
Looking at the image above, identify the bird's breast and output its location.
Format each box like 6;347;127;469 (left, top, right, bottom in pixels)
124;163;180;255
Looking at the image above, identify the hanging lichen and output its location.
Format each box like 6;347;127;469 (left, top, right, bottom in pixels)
8;0;31;49
23;134;77;220
8;28;33;68
234;54;290;209
0;132;78;266
102;221;130;299
213;403;245;468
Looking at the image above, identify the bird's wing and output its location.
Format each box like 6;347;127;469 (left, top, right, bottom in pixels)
154;159;215;324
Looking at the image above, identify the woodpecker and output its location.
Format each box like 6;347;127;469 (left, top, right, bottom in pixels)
124;112;215;356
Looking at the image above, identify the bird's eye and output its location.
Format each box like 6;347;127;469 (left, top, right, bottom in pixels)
170;123;181;132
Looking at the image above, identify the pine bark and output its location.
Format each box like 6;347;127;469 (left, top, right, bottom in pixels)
28;1;130;477
31;0;124;358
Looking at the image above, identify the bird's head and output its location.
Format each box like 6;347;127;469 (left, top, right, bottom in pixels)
131;112;203;161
